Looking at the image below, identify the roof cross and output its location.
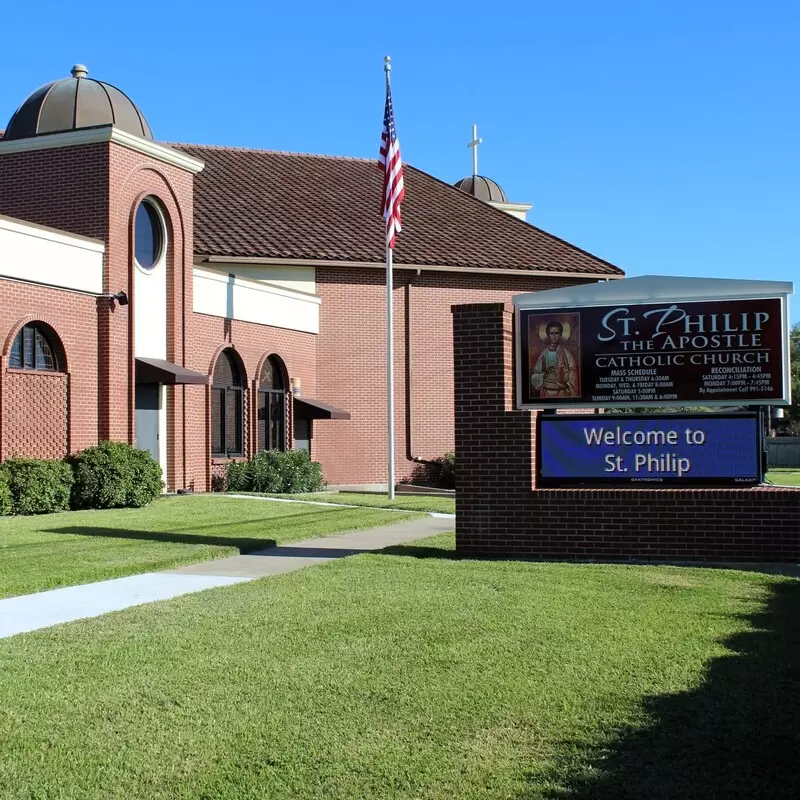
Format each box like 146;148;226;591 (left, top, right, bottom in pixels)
467;124;482;177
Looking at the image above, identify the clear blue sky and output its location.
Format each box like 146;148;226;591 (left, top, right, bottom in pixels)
2;0;798;321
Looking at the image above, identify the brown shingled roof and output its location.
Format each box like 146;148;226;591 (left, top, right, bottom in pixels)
171;143;623;276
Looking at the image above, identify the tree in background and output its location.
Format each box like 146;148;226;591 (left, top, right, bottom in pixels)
789;322;800;433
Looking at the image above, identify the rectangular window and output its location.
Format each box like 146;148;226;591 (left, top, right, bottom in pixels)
23;327;34;369
212;387;243;458
258;391;285;452
257;393;267;450
9;335;21;369
225;388;243;456
269;393;284;451
211;387;224;457
35;330;54;370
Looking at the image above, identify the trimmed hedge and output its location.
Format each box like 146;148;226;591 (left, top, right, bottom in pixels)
225;449;325;494
69;441;163;510
407;451;456;490
2;458;73;515
0;442;163;517
438;450;455;490
0;468;11;516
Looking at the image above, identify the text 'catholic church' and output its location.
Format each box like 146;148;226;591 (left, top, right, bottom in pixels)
0;65;623;491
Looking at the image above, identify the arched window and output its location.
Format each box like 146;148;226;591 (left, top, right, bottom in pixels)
134;199;164;271
211;349;244;457
258;355;286;452
9;323;64;372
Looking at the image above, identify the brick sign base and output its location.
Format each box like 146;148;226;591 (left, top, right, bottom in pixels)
452;302;800;563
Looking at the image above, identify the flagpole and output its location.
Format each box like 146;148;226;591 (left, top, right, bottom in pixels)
385;55;396;501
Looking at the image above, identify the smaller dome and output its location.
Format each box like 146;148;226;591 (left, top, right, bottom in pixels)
3;64;152;142
454;175;508;203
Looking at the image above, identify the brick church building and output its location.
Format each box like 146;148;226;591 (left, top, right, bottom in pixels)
0;65;622;491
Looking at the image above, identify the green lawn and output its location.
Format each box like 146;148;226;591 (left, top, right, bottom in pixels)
1;532;797;799
767;469;800;486
233;491;456;514
0;495;416;599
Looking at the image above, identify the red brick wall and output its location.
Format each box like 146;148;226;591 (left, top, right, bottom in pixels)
0;144;110;240
0;139;199;491
452;302;800;562
0;144;109;463
315;268;588;485
2;139;661;494
0;283;99;460
3;371;68;459
0;139;318;490
0;139;624;490
185;313;317;492
107;145;196;490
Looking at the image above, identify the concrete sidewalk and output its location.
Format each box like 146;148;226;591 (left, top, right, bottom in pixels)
0;516;453;640
166;515;451;579
224;493;455;519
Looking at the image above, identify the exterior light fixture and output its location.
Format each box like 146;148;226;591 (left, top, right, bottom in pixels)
290;376;302;396
100;290;129;307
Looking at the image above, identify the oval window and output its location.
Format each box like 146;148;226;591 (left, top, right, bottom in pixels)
134;201;163;270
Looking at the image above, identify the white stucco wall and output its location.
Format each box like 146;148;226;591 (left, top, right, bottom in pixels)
204;263;316;295
133;205;168;359
193;267;320;334
0;214;104;293
488;201;532;221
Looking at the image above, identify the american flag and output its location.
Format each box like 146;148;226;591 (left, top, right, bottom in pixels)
379;82;405;250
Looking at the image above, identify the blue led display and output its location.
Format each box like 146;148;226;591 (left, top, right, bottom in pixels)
539;414;761;486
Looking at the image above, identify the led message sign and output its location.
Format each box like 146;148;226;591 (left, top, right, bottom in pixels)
537;413;762;487
517;297;789;409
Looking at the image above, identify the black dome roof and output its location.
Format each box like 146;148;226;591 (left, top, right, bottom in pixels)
453;174;508;203
3;65;152;142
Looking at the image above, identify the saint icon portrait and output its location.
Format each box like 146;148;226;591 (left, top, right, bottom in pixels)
529;314;581;399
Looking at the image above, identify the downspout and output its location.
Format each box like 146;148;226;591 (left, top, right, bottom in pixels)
405;271;436;465
182;237;188;491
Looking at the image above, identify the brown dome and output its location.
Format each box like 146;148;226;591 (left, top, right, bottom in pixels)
3;64;152;141
454;174;508;203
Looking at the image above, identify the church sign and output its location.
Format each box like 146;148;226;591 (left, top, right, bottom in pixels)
516;294;790;410
537;412;762;487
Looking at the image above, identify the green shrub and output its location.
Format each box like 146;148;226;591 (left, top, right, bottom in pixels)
407;451;456;490
224;449;325;494
69;441;163;510
225;460;250;492
0;467;12;516
439;450;456;490
247;451;288;493
3;458;73;515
